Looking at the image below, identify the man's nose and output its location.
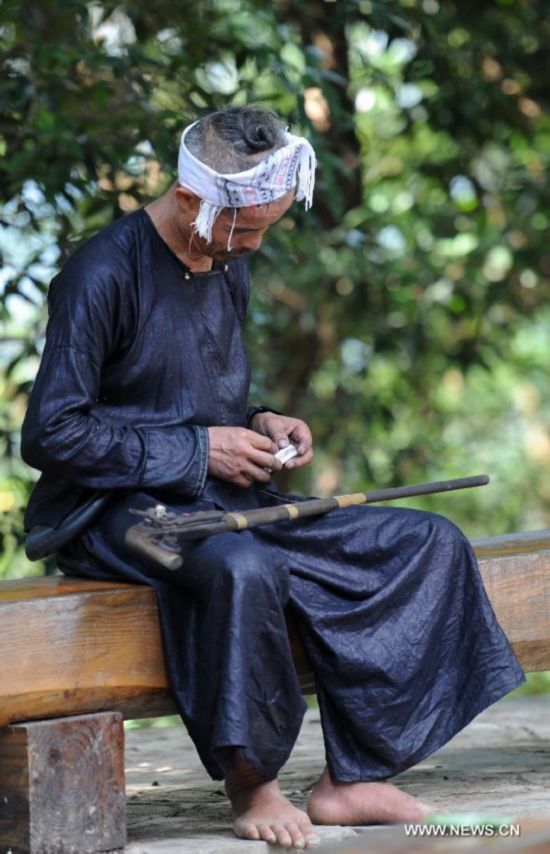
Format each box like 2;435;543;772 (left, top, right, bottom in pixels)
243;233;264;252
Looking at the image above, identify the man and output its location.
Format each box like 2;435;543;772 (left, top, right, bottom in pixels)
22;105;524;850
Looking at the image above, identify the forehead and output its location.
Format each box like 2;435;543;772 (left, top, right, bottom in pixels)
219;189;295;229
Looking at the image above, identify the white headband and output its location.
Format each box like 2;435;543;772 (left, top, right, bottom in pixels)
177;121;317;244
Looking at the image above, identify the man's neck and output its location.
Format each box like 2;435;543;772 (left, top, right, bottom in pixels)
145;189;213;272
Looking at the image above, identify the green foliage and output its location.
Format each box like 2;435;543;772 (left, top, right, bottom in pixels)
510;671;550;698
1;0;550;581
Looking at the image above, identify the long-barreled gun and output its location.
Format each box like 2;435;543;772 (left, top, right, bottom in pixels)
125;474;489;571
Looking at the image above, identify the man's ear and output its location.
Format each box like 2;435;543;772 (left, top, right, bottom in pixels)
175;186;200;219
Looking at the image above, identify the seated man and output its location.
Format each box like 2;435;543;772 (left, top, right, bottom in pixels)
21;105;524;851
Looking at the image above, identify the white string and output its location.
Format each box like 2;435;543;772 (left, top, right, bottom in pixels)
227;207;238;252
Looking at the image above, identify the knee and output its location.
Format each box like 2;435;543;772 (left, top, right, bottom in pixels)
206;537;289;597
410;509;472;559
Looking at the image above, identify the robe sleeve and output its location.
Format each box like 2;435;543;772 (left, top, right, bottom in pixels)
21;257;209;496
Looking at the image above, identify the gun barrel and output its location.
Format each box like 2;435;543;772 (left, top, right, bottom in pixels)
209;474;490;536
125;474;490;567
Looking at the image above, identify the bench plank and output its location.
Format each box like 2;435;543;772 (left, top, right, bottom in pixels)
0;529;549;727
0;577;175;726
479;540;550;671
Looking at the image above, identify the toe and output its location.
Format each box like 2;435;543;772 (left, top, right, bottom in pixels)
284;821;305;848
272;823;293;847
300;822;321;848
257;823;277;844
238;822;260;841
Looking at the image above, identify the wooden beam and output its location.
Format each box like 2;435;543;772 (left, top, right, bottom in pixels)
0;575;315;727
0;712;126;853
473;531;550;673
0;577;175;727
0;528;549;727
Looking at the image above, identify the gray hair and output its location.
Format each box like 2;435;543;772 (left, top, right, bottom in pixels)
185;105;287;173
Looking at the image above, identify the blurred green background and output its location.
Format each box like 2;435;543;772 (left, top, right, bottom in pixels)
1;0;549;696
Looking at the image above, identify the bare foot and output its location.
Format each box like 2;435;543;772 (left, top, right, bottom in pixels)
307;766;434;826
225;750;321;849
230;779;322;848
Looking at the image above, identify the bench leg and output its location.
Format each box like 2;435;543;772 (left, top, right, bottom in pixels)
0;711;126;853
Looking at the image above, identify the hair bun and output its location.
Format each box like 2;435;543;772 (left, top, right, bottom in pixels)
191;105;287;169
240;107;280;153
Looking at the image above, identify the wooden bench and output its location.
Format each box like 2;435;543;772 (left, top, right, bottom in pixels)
1;529;549;853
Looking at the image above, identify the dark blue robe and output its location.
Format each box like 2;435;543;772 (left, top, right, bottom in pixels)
22;208;524;782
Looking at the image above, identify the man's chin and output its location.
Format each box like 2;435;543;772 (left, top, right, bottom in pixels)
213;249;251;260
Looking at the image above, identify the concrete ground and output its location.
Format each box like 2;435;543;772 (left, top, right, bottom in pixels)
123;697;550;853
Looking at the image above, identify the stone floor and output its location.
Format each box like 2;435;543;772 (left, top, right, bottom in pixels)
123;697;550;853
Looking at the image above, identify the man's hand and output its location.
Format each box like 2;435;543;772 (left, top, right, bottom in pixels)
250;412;314;470
207;426;283;487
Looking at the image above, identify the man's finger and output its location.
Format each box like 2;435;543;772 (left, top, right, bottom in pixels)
286;448;314;469
290;426;312;456
273;433;290;449
248;429;278;453
258;417;290;449
248;448;283;471
245;462;273;483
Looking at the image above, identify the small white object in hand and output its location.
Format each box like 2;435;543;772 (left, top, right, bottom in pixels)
275;444;299;465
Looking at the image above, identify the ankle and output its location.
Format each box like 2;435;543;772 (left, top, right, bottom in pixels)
312;765;340;792
224;748;271;800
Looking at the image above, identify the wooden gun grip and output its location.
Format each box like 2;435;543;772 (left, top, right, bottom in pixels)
125;524;183;571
